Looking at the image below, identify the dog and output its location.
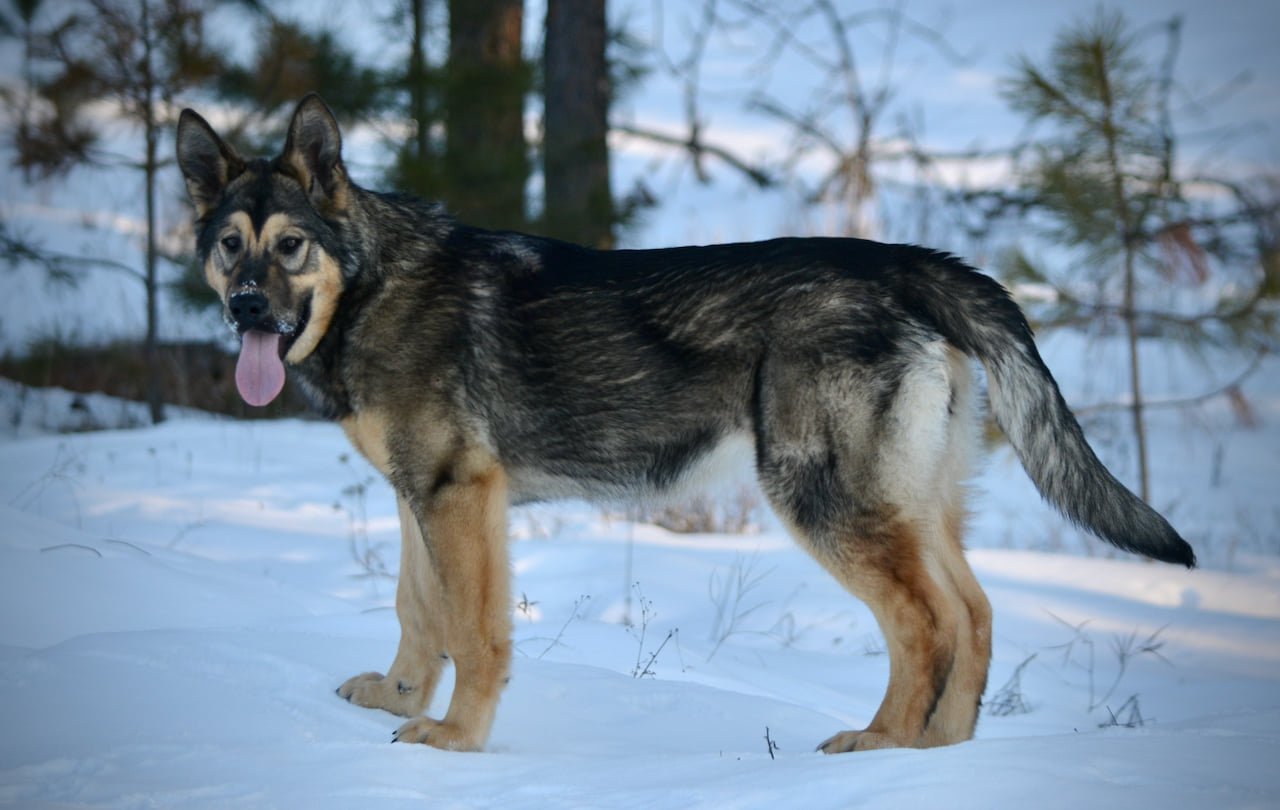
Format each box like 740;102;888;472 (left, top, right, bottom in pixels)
176;94;1195;754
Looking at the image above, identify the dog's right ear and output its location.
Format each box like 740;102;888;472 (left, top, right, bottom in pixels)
176;109;245;221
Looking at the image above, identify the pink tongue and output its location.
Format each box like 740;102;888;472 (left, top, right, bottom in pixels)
235;330;286;407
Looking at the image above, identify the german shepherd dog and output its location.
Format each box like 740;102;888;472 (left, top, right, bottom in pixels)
177;95;1194;754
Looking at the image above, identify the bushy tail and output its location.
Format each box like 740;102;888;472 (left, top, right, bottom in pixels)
897;248;1195;568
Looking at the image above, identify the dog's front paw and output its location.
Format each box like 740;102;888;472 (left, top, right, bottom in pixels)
816;728;909;754
392;717;483;752
337;671;426;717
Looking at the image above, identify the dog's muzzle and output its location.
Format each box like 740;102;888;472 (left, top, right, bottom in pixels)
229;290;270;332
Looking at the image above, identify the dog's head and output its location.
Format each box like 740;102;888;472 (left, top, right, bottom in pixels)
176;94;350;406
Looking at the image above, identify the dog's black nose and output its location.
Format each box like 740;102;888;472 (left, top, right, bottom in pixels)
229;291;269;328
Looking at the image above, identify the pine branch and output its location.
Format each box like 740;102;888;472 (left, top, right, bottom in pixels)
0;222;144;285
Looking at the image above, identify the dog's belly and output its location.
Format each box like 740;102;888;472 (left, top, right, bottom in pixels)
506;431;755;506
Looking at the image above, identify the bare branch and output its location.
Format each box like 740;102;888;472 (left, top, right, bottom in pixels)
1073;347;1269;416
612;122;774;188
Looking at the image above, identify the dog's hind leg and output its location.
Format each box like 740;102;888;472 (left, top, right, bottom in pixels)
804;517;962;752
391;460;513;752
755;342;976;752
338;495;447;717
758;463;964;751
916;501;991;747
917;351;991;747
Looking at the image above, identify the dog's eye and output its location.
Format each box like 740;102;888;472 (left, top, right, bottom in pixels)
278;236;303;256
221;235;241;253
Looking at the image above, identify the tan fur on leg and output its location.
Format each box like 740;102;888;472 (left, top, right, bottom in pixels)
393;462;512;752
812;521;962;753
338;496;447;716
917;497;991;747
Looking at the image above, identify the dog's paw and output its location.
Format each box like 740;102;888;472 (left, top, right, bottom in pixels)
816;729;908;754
336;671;426;717
392;717;483;752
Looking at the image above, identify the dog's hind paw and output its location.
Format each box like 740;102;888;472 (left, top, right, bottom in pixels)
337;671;426;717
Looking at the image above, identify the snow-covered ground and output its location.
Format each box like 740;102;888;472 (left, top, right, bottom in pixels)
0;373;1278;808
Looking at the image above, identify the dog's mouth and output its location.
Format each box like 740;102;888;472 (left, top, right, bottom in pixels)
232;302;309;408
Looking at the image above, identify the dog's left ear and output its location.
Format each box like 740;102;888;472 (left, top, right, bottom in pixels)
282;93;349;215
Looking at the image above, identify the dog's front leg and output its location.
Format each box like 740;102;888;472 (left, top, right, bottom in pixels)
338;495;447;717
391;463;512;752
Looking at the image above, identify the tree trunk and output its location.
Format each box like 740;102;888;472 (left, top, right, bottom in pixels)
1099;56;1148;503
141;0;164;424
543;0;613;248
410;0;430;165
444;0;527;230
1122;263;1149;502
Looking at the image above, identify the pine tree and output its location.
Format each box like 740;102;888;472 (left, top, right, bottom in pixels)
214;17;388;152
6;0;227;424
442;0;530;230
384;0;447;201
543;0;613;248
995;10;1276;502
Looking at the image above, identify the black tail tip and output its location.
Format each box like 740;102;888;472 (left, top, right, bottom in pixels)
1174;536;1197;569
1151;536;1197;569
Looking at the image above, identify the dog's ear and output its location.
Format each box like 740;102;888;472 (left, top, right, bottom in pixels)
282;93;349;214
176;109;245;221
